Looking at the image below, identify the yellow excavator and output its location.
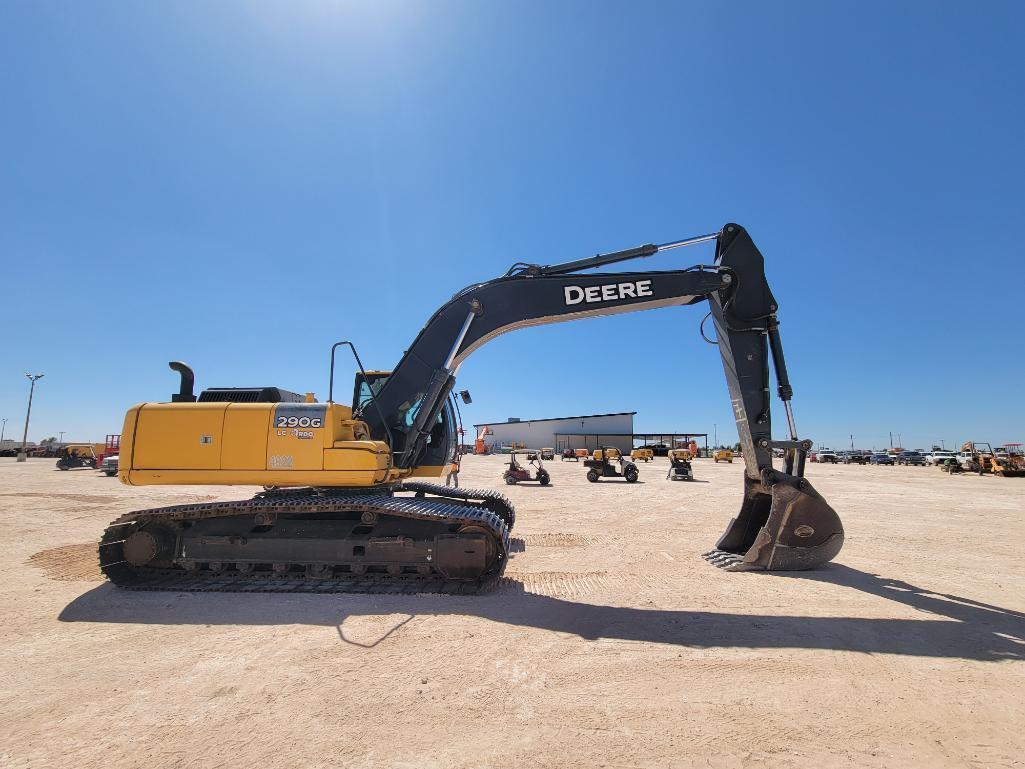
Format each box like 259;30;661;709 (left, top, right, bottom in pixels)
99;223;844;594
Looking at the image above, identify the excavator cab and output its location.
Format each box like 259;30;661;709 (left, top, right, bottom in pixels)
352;369;457;478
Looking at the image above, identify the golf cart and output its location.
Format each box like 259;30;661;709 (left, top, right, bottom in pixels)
584;446;639;483
666;448;694;481
504;449;551;485
561;448;579;461
56;445;98;471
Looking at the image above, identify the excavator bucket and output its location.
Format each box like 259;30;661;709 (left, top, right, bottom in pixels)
704;473;844;571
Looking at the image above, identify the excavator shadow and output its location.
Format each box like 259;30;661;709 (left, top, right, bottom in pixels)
59;563;1025;661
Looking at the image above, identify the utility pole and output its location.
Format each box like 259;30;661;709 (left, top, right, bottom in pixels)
850;434;854;451
889;431;893;449
17;373;44;463
1;418;7;444
713;423;717;448
58;431;65;446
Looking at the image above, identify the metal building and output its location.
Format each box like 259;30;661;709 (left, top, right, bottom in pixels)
474;412;636;453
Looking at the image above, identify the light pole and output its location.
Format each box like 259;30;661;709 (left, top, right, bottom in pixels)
17;373;44;463
713;423;717;448
58;431;65;446
1;418;7;444
850;434;854;451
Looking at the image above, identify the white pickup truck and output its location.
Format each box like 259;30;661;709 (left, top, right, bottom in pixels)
924;450;957;466
100;454;119;477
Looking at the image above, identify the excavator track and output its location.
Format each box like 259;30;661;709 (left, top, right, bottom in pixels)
98;487;510;595
399;480;515;530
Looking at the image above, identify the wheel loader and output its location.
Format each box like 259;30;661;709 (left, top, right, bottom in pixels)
98;223;844;594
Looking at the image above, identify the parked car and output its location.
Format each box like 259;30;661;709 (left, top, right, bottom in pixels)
925;450;957;466
896;451;925;466
817;449;839;464
870;453;894;465
956;450;977;468
100;454;119;477
712;448;733;463
842;451;870;465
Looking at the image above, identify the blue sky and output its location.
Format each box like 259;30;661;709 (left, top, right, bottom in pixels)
1;1;1022;452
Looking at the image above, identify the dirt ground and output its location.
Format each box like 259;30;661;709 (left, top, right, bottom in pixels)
1;455;1023;769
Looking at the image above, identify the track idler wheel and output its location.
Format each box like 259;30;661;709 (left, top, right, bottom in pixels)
705;471;844;571
122;525;176;567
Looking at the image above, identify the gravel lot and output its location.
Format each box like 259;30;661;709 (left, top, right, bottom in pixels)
2;455;1023;769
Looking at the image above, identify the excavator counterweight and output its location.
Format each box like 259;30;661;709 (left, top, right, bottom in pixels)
99;223;843;594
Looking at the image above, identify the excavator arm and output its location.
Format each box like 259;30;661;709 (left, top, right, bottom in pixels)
362;223;844;571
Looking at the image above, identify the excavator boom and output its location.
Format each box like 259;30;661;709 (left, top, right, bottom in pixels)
359;222;843;571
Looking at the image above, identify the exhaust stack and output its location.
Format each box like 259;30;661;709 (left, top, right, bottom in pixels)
168;361;197;403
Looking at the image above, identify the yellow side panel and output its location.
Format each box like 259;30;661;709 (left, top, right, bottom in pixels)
265;403;329;471
408;465;446;478
329;404;354;440
323;441;390;472
118;406;141;483
133;403;227;470
126;469;385;486
222;404;272;470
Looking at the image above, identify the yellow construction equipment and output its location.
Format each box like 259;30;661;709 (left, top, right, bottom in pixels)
961;442;1025;477
994;445;1025;477
97;223;845;594
713;448;734;463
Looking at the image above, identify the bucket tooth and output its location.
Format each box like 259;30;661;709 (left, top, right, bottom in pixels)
711;472;844;571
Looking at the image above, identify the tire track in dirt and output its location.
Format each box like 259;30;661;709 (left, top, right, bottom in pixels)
499;570;647;597
509;532;614;552
500;571;612;597
0;493;122;505
28;543;103;582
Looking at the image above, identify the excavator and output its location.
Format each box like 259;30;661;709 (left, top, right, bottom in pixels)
99;223;844;594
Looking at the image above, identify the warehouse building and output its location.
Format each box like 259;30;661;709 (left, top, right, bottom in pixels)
475;412;636;454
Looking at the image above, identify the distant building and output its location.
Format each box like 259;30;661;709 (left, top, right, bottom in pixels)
474;412;636;453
